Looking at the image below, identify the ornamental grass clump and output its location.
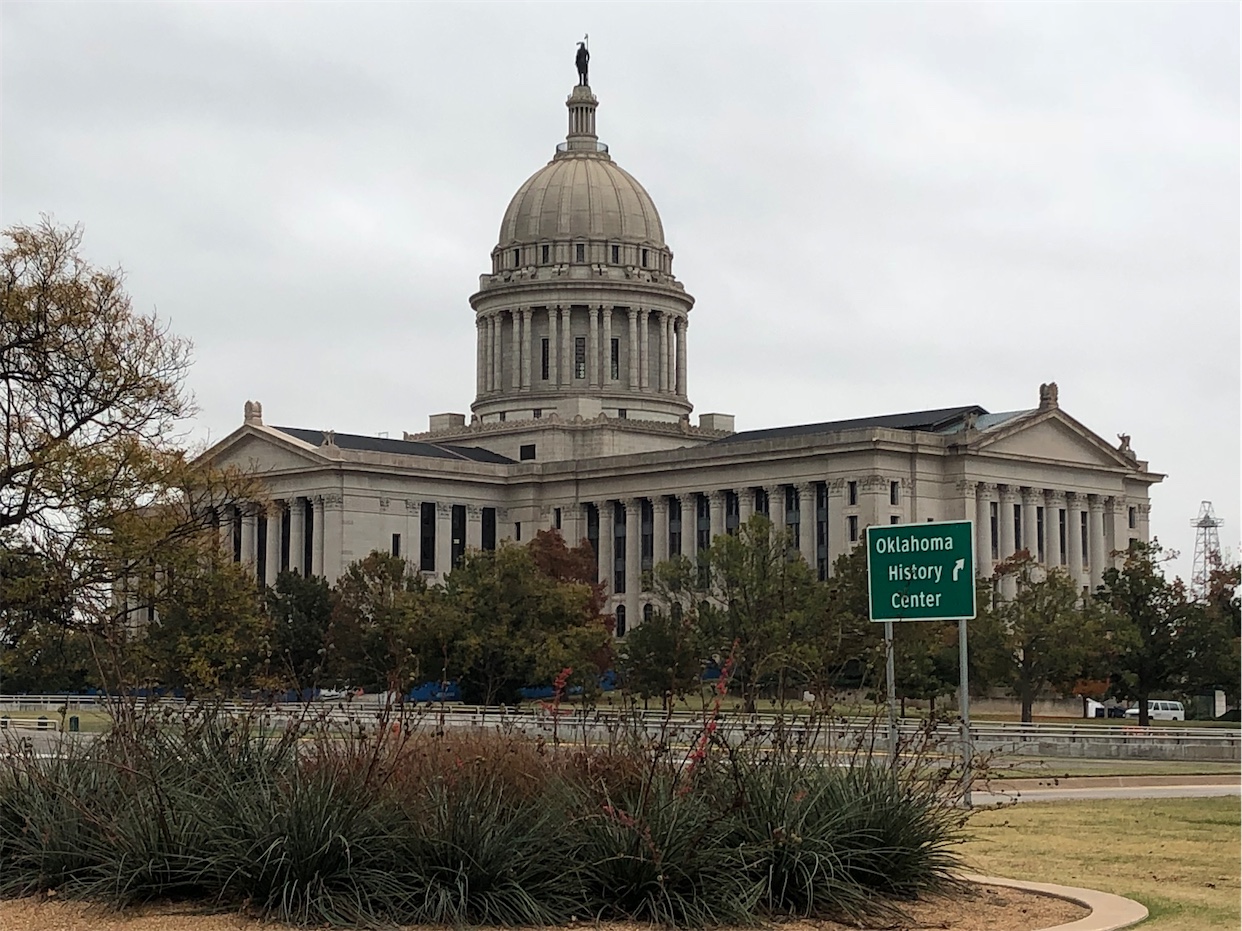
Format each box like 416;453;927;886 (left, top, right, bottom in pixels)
0;701;967;928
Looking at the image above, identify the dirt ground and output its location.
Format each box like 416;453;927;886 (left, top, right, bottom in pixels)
0;882;1088;931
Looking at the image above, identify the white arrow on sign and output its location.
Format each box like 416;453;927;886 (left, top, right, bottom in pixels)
952;558;965;582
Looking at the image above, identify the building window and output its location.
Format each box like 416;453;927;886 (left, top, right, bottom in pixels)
256;514;267;585
725;490;739;534
787;486;800;549
392;533;401;558
641;248;648;267
611;244;620;263
302;499;314;576
586;504;600;581
1080;512;1089;564
669;496;682;556
541;338;550;380
575;243;585;262
1128;506;1137;529
515;521;522;541
696;494;711;558
643;603;653;623
280;506;291;572
990;502;999;559
420;502;436;572
1036;507;1045;562
512;248;520;267
499;411;506;422
610;338;620;380
890;515;900;525
520;444;536;461
541;244;549;263
451;505;466;568
575;336;586;378
1058;510;1066;564
848;515;859;543
617;408;627;419
482;507;496;551
554;507;562;530
533;408;542;419
890;481;900;506
847;481;858;506
816;483;828;582
615;605;626;637
614;502;626;594
1014;505;1022;554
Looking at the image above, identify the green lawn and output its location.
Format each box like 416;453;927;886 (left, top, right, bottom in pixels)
962;797;1242;930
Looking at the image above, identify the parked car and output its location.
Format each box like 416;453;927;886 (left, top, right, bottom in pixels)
1123;700;1185;721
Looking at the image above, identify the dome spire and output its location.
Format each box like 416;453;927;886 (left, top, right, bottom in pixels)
563;38;602;154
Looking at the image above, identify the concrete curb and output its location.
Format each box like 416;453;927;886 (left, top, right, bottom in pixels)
1000;773;1239;790
963;873;1148;931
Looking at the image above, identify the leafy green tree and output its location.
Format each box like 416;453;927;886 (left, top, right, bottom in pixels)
697;515;826;712
891;621;958;716
330;551;428;694
268;570;333;691
1096;540;1191;726
974;553;1114;722
1179;562;1241;708
813;545;884;697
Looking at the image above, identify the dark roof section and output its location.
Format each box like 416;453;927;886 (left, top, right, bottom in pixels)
272;427;515;464
713;406;988;445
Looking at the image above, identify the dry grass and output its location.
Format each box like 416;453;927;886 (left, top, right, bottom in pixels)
962;796;1241;931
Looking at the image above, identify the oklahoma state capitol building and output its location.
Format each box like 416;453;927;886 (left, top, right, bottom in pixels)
205;70;1162;635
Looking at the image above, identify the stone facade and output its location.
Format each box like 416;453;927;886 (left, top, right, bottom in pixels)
204;78;1162;635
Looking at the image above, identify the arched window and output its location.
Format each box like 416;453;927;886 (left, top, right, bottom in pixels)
615;605;626;637
643;603;653;623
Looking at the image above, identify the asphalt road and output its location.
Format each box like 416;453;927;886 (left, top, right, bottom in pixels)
972;783;1241;805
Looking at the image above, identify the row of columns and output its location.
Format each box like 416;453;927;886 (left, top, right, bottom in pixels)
968;483;1131;595
224;496;341;586
592;484;820;628
476;305;687;397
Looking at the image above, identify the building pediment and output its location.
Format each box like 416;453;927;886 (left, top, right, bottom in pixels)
202;425;328;474
971;410;1138;470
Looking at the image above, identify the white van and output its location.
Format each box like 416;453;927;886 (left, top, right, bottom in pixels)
1123;700;1185;721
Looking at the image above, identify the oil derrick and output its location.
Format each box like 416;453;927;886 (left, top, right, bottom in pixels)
1189;500;1224;598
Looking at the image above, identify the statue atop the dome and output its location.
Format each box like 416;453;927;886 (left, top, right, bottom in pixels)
575;38;589;86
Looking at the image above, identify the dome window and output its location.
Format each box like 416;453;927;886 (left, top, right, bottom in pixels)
641;248;648;268
541;244;549;264
611;244;619;264
513;248;520;266
575;243;585;263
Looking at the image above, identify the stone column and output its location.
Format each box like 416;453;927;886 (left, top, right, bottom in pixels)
435;502;453;578
1045;490;1065;569
1106;497;1127;568
596;500;614;593
678;493;697;562
312;496;325;577
666;313;676;393
322;493;344;584
475;317;486;396
217;507;234;556
797;483;816;566
1088;495;1106;592
765;485;785;534
264;502;283;586
512;309;523;390
1066;492;1085;589
466;504;482;551
588;306;599;387
521;308;533;389
658;312;669;392
997;485;1018;598
602;307;613;384
675;316;687;396
1137;502;1151;544
638;309;650;389
287;497;305;575
826;480;846;569
737;486;754;525
652;496;670;565
708;490;726;545
624;498;641;625
1021;488;1040;557
975;484;994;579
627;309;640;390
240;504;257;575
560;306;572;387
489;313;500;392
548;306;559;387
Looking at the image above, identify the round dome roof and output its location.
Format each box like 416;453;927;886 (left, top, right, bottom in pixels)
498;153;665;248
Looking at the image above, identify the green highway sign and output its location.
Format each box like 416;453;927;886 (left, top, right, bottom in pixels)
866;520;976;622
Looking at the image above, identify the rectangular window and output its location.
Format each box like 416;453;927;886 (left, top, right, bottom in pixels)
611;244;619;263
725;490;739;534
302;499;314;576
575;243;585;262
1080;512;1088;564
541;338;550;380
256;514;268;585
641;248;648;267
614;502;626;594
617;408;627;419
541;244;549;263
890;515;901;525
847;481;858;506
451;505;466;568
610;338;620;379
1128;506;1137;529
848;515;859;543
890;481;900;506
586;504;600;581
1036;506;1045;562
280;506;291;572
1058;510;1066;564
816;483;828;581
697;495;711;556
520;444;536;461
640;499;654;587
512;248;520;266
499;411;506;422
554;507;562;530
669;496;682;556
515;522;521;541
420;502;436;572
482;507;496;551
1014;505;1022;553
533;408;542;419
391;533;401;558
575;336;586;378
990;502;999;559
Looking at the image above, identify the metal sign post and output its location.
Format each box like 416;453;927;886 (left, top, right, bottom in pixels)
866;520;977;804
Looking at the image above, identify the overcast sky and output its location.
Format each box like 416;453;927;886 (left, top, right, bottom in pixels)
3;2;1237;581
